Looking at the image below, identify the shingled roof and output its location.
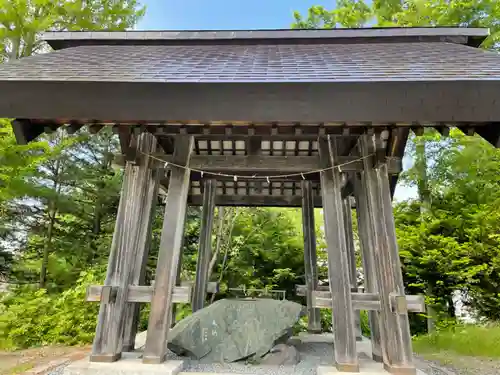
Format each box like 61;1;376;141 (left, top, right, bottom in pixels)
2;27;500;142
1;41;500;83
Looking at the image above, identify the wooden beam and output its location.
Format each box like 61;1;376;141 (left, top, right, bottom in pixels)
86;285;191;303
151;124;375;137
301;180;321;333
11;119;45;144
171;213;186;328
310;291;425;313
318;135;359;372
143;136;193;364
353;172;383;362
66;121;84;135
342;198;362;341
247;135;263;195
192;179;217;312
153;154;402;174
386;127;410;197
295;284;329;296
188;194;324;207
121;149;160;352
179;280;219;294
89;124;104;134
90;132;158;363
359;134;416;375
114;125;136;162
475;123;500;148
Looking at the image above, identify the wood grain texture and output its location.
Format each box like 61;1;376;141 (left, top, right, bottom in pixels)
86;285;192;303
342;197;362;340
192;179;217;312
122;152;161;352
301;180;321;333
154;154;402;174
358;134;415;374
90;132;158;362
143;136;193;364
353;171;383;361
318;135;359;372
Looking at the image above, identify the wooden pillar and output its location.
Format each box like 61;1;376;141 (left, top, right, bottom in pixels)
143;136;193;364
122;166;160;352
171;208;188;327
301;180;322;333
353;173;382;361
192;179;217;312
342;197;362;341
318;135;359;372
358;134;415;375
91;132;158;362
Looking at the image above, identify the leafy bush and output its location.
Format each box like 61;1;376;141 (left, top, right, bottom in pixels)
0;269;103;350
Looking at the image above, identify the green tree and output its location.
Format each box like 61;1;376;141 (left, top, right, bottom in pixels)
293;1;500;324
292;0;500;47
0;0;145;287
0;0;145;61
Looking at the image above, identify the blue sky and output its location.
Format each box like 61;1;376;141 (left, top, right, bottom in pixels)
137;0;335;30
137;0;416;200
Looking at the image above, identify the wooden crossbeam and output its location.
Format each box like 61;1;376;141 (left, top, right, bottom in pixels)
310;290;425;313
86;285;192;304
188;194;324;207
87;281;220;304
152;154;402;174
295;284;329;296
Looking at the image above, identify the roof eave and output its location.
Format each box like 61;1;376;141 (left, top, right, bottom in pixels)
42;27;490;50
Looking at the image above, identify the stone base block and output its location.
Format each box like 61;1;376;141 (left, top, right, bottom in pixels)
318;363;427;375
64;354;184;375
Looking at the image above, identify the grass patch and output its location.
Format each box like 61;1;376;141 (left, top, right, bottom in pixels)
1;363;34;375
413;324;500;358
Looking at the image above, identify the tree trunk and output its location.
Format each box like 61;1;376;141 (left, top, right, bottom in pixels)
415;134;431;214
9;36;21;61
39;155;62;289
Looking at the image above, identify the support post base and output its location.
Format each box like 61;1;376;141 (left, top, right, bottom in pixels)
336;363;360;373
122;345;135;352
89;354;121;363
65;356;184;375
307;328;323;334
142;354;167;364
383;363;417;375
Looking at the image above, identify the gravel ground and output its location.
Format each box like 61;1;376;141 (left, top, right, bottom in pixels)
45;347;500;375
47;364;66;375
415;354;500;375
167;342;338;375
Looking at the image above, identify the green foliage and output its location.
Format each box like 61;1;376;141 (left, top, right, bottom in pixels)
293;0;500;332
292;0;500;48
359;310;370;337
0;268;104;350
0;0;146;61
413;324;500;358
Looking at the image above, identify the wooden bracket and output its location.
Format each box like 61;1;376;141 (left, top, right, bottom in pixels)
391;294;408;314
66;121;84;135
411;126;425;137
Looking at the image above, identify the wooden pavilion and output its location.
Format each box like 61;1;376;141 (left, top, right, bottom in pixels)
1;27;500;374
